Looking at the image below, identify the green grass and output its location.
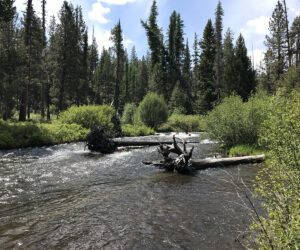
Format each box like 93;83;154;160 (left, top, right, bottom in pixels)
228;144;264;157
0;120;89;149
121;124;155;137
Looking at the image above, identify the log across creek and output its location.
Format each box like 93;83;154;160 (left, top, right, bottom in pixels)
85;127;265;172
114;138;265;171
190;154;265;170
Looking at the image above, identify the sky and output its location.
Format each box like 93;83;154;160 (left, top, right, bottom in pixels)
14;0;300;68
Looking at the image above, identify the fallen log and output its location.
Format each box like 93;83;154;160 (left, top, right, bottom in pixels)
190;154;265;170
113;140;174;147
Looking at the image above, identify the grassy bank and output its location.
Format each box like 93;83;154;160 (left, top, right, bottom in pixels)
0;105;156;150
0;120;89;149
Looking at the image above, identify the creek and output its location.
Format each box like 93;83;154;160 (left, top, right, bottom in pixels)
0;133;258;249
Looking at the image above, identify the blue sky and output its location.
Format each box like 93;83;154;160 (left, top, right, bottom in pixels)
15;0;300;67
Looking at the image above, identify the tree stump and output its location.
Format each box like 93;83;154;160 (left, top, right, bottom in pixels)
85;126;116;154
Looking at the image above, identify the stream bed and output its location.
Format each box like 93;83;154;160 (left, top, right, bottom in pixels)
0;133;259;249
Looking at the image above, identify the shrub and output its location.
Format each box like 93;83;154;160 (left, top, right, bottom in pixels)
167;114;203;133
41;122;89;144
0;120;89;149
157;123;174;133
205;92;271;148
251;90;300;249
121;124;155;137
58;105;115;131
121;103;137;124
137;93;168;129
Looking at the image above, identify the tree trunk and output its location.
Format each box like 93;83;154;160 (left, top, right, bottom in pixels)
190;154;265;170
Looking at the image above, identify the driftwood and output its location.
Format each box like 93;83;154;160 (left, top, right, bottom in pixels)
190;154;265;170
143;135;194;173
86;126;196;154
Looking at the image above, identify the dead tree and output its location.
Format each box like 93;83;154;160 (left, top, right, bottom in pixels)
143;135;194;173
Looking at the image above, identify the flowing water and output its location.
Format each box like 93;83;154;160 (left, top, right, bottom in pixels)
0;133;259;249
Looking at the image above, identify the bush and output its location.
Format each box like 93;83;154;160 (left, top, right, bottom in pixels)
205;92;271;148
0;120;89;149
121;103;137;124
137;93;168;129
58;105;115;131
167;114;203;133
251;90;300;249
121;124;155;137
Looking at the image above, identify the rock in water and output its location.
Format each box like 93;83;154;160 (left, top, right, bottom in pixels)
85;126;116;154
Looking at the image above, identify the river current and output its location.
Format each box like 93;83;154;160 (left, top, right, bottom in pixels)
0;133;258;249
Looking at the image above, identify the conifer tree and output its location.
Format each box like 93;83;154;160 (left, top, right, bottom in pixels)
41;0;46;119
0;0;15;22
198;19;216;113
0;4;21;120
89;27;99;104
291;16;300;66
235;34;256;100
110;20;124;112
265;0;287;81
214;1;224;101
141;0;162;68
222;28;236;97
19;0;34;121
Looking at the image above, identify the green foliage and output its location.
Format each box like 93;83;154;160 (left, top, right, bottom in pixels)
58;105;115;131
229;144;263;157
137;93;168;129
121;124;155;137
276;65;300;91
205;92;271;148
0;120;89;149
252;90;300;249
169;81;192;115
167;114;203;133
121;103;137;124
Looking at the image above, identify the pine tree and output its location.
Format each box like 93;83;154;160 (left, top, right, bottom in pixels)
136;56;149;103
265;0;287;81
0;0;15;22
0;5;22;120
94;48;115;105
291;16;300;66
110;20;124;112
235;34;256;100
182;39;192;104
141;0;162;68
222;28;236;97
198;19;216;113
19;0;34;121
282;0;292;67
55;1;78;111
214;1;224;101
41;0;46;119
89;27;99;104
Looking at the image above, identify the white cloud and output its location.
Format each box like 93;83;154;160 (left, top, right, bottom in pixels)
246;16;269;35
88;2;110;24
92;28;113;50
100;0;137;5
90;27;134;52
88;0;138;24
15;0;65;24
248;49;265;69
